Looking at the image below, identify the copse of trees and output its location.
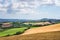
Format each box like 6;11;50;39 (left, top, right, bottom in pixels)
12;22;20;28
12;22;29;28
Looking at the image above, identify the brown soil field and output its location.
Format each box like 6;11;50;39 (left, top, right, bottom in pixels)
22;23;60;35
0;23;60;40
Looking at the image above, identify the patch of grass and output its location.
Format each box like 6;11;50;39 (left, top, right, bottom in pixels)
0;27;27;37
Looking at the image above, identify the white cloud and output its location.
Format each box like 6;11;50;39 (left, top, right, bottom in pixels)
55;0;60;6
0;0;60;19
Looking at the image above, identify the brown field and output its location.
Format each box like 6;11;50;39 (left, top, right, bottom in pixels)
0;23;60;40
22;23;60;35
24;22;51;25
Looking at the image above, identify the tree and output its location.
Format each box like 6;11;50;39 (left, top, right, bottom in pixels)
12;22;20;28
27;24;32;29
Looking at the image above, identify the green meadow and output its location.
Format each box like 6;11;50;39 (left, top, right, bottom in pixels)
0;27;27;37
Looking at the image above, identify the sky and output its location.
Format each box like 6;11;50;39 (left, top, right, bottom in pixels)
0;0;60;20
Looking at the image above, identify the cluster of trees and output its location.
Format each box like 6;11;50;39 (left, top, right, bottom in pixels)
12;22;31;28
0;22;32;29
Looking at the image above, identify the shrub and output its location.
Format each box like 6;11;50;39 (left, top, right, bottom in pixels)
24;28;28;30
14;31;23;35
4;34;10;37
24;28;29;31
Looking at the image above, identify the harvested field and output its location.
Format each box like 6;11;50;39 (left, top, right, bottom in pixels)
22;23;60;35
0;23;60;40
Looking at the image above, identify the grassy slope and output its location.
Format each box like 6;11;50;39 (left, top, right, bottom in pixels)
0;27;27;37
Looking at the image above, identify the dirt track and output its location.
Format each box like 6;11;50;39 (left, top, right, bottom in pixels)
22;23;60;35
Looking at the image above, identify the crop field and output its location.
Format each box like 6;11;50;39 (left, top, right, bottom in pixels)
22;23;60;35
24;22;51;25
0;27;27;37
18;31;60;40
0;31;60;40
0;23;60;40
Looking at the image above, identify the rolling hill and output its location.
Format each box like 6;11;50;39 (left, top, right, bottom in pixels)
0;18;60;23
0;23;60;40
22;23;60;35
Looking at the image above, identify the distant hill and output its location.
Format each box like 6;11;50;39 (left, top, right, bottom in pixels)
0;19;29;22
40;18;60;23
0;18;60;23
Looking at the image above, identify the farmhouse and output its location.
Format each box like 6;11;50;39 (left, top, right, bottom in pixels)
2;22;12;28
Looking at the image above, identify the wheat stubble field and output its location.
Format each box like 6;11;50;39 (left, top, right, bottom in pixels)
0;23;60;40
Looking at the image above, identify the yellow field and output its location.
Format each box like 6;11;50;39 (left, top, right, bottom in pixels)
22;23;60;35
0;23;60;40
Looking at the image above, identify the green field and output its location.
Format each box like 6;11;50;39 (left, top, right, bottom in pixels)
0;27;27;37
